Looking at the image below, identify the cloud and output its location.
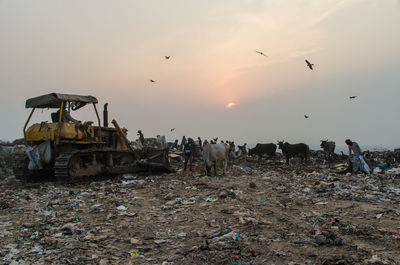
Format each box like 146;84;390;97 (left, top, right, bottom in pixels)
308;0;359;26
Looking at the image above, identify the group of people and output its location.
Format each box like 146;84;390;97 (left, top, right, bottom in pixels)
170;136;203;171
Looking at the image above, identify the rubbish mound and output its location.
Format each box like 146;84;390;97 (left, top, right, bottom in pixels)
1;149;400;264
1;140;400;264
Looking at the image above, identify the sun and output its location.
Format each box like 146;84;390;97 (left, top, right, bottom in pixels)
226;102;236;108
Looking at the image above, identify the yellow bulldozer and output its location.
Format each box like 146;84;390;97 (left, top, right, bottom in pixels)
14;93;172;181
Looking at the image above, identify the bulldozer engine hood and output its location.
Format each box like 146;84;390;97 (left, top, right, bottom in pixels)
25;93;98;109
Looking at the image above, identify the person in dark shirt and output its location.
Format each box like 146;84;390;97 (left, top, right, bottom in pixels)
138;130;145;146
53;106;80;123
183;138;194;171
180;136;187;151
197;137;202;151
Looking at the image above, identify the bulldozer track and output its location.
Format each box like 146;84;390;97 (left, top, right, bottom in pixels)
54;149;139;181
54;152;73;180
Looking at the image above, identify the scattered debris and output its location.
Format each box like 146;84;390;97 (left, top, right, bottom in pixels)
0;141;399;264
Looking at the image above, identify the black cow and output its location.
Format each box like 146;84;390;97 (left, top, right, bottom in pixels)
277;141;309;164
248;143;277;159
320;140;335;161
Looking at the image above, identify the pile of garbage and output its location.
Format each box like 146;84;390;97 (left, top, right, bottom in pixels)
1;151;400;264
130;136;168;150
0;140;26;179
1;137;400;263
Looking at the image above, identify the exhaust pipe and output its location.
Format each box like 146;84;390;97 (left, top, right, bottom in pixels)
103;103;108;127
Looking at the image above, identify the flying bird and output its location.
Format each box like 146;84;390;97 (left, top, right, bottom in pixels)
165;56;170;59
304;115;309;119
150;79;155;83
255;50;268;57
349;96;357;99
170;128;175;131
305;59;314;70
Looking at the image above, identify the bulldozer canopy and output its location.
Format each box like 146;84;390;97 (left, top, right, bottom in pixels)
25;93;98;109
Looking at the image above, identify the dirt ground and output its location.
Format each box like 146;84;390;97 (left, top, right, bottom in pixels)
1;160;400;265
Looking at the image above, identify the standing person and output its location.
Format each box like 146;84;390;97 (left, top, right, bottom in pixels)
345;139;370;174
197;137;202;150
138;130;145;146
183;138;194;171
202;140;209;150
180;136;187;151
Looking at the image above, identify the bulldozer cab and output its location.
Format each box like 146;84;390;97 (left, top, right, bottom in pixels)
24;93;104;145
24;93;133;153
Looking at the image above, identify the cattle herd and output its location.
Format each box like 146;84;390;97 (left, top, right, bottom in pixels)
179;138;338;176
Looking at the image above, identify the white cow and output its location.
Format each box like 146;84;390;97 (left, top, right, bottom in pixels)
202;142;230;176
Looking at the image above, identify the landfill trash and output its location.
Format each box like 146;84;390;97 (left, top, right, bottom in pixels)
386;168;400;175
129;249;140;257
367;254;390;264
130;238;143;245
177;232;187;238
0;200;11;209
1;144;400;264
122;174;137;179
211;229;240;242
121;180;145;186
249;181;256;188
375;163;388;170
154;239;169;244
246;156;254;162
181;197;196;205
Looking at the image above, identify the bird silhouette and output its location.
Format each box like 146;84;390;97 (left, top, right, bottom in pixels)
170;128;175;131
165;56;170;59
255;50;268;57
150;80;155;83
305;59;314;70
349;96;357;99
304;115;309;119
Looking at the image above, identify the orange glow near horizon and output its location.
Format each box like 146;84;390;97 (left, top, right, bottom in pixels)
226;102;237;108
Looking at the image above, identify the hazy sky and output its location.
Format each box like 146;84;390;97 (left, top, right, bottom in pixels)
1;0;399;149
